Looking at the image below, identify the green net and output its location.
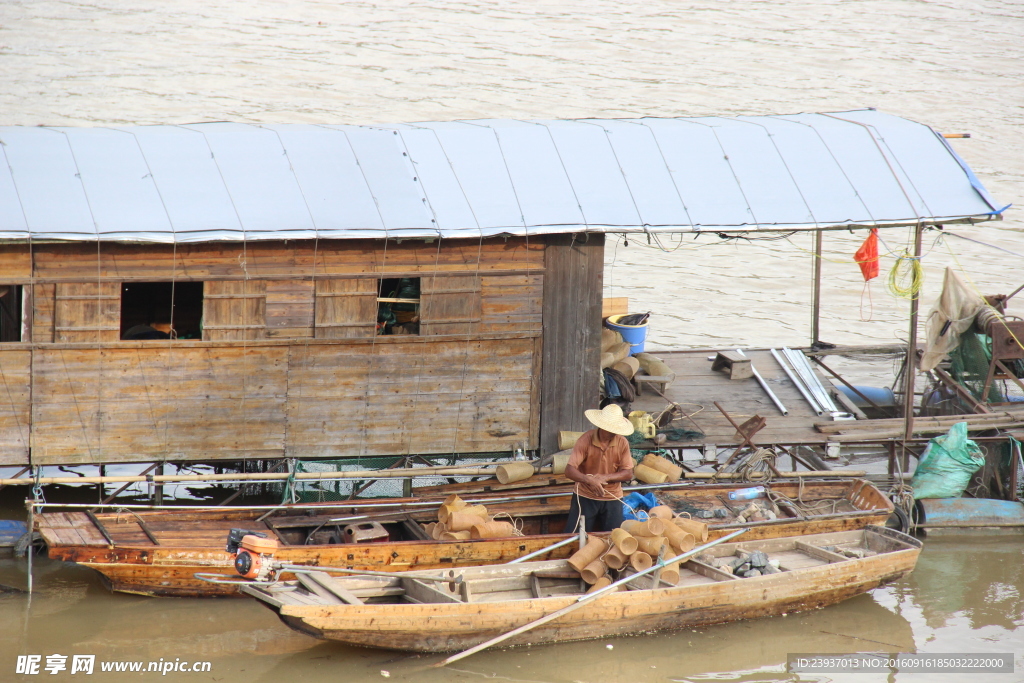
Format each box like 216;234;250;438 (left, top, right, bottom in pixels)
949;332;1002;404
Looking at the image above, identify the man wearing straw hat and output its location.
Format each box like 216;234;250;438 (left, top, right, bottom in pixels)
563;404;635;533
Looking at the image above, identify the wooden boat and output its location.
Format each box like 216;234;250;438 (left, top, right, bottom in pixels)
240;526;921;652
36;478;894;597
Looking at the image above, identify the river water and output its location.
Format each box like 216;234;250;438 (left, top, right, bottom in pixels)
1;0;1023;681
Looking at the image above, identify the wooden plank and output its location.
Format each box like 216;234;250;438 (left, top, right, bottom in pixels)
203;280;266;341
0;349;31;464
266;280;314;338
421;275;481;335
0;245;31;281
794;540;850;564
480;274;542;333
30;238;546;282
539;234;603;455
85;510;115;545
602;297;629;318
30;345;288;464
401;577;463;604
306;572;368;605
315;278;376;339
54;282;120;343
295;573;346;604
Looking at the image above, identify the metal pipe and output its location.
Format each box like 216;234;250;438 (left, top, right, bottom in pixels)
735;349;788;416
784;347;828;410
811;229;823;344
771;348;824;415
786;347;839;412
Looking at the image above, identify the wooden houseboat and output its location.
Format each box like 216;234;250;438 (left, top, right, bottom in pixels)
238;525;922;653
36;478;894;596
0;112;1002;475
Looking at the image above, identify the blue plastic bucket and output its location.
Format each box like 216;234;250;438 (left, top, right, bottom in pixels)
605;314;649;355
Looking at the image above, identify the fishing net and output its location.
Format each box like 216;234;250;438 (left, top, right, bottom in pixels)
948;332;1024;404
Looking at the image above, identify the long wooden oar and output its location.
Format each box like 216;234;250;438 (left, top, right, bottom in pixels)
434;527;749;667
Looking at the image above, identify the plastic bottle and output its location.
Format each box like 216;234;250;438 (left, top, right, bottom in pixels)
727;486;766;501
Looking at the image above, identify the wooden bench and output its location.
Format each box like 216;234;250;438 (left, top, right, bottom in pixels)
711;351;753;380
634;374;674;396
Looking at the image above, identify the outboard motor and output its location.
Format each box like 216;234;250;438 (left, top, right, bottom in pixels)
226;528;279;581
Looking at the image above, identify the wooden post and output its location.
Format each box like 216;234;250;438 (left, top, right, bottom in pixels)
153;463;164;506
811;229;823;345
901;224;925;472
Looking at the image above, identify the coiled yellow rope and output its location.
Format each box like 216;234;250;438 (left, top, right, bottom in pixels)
886;250;925;299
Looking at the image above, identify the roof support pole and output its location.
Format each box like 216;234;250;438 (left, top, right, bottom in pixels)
811;229;823;345
901;224;925;473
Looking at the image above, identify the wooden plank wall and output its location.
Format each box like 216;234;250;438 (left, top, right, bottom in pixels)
0;237;553;465
539;233;605;455
0;349;31;464
31;345;288;464
29;239;544;281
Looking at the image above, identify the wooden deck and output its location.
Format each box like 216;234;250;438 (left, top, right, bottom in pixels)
631;348;850;448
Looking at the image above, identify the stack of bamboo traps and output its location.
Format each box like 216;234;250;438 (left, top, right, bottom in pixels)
566;505;709;592
633;452;684;485
815;409;1024;441
425;495;521;541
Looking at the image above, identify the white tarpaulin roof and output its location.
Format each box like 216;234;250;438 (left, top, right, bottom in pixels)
0;110;1003;243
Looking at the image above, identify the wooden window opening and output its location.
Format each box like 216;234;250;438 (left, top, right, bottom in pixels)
122;282;204;340
0;285;24;342
376;277;420;336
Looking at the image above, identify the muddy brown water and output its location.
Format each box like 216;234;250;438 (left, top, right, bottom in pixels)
0;532;1020;681
2;0;1024;680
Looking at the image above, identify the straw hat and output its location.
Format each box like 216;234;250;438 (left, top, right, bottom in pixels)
584;404;635;436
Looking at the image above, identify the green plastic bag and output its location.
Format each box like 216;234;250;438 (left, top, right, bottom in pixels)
911;422;985;499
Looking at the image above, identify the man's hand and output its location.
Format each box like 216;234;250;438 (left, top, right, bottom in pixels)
580;474;608;499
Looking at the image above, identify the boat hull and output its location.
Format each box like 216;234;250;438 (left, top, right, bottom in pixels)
40;479;894;597
260;529;920;652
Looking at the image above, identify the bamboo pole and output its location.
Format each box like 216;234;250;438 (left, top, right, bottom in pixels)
0;467;867;488
0;465;552;487
901;223;925;473
682;470;865;479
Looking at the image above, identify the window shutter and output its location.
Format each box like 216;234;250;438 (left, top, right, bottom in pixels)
53;282;120;342
314;278;377;338
203;280;267;341
420;275;481;335
265;280;314;338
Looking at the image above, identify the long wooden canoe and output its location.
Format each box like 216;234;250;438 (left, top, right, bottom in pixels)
37;478;894;597
240;526;921;652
